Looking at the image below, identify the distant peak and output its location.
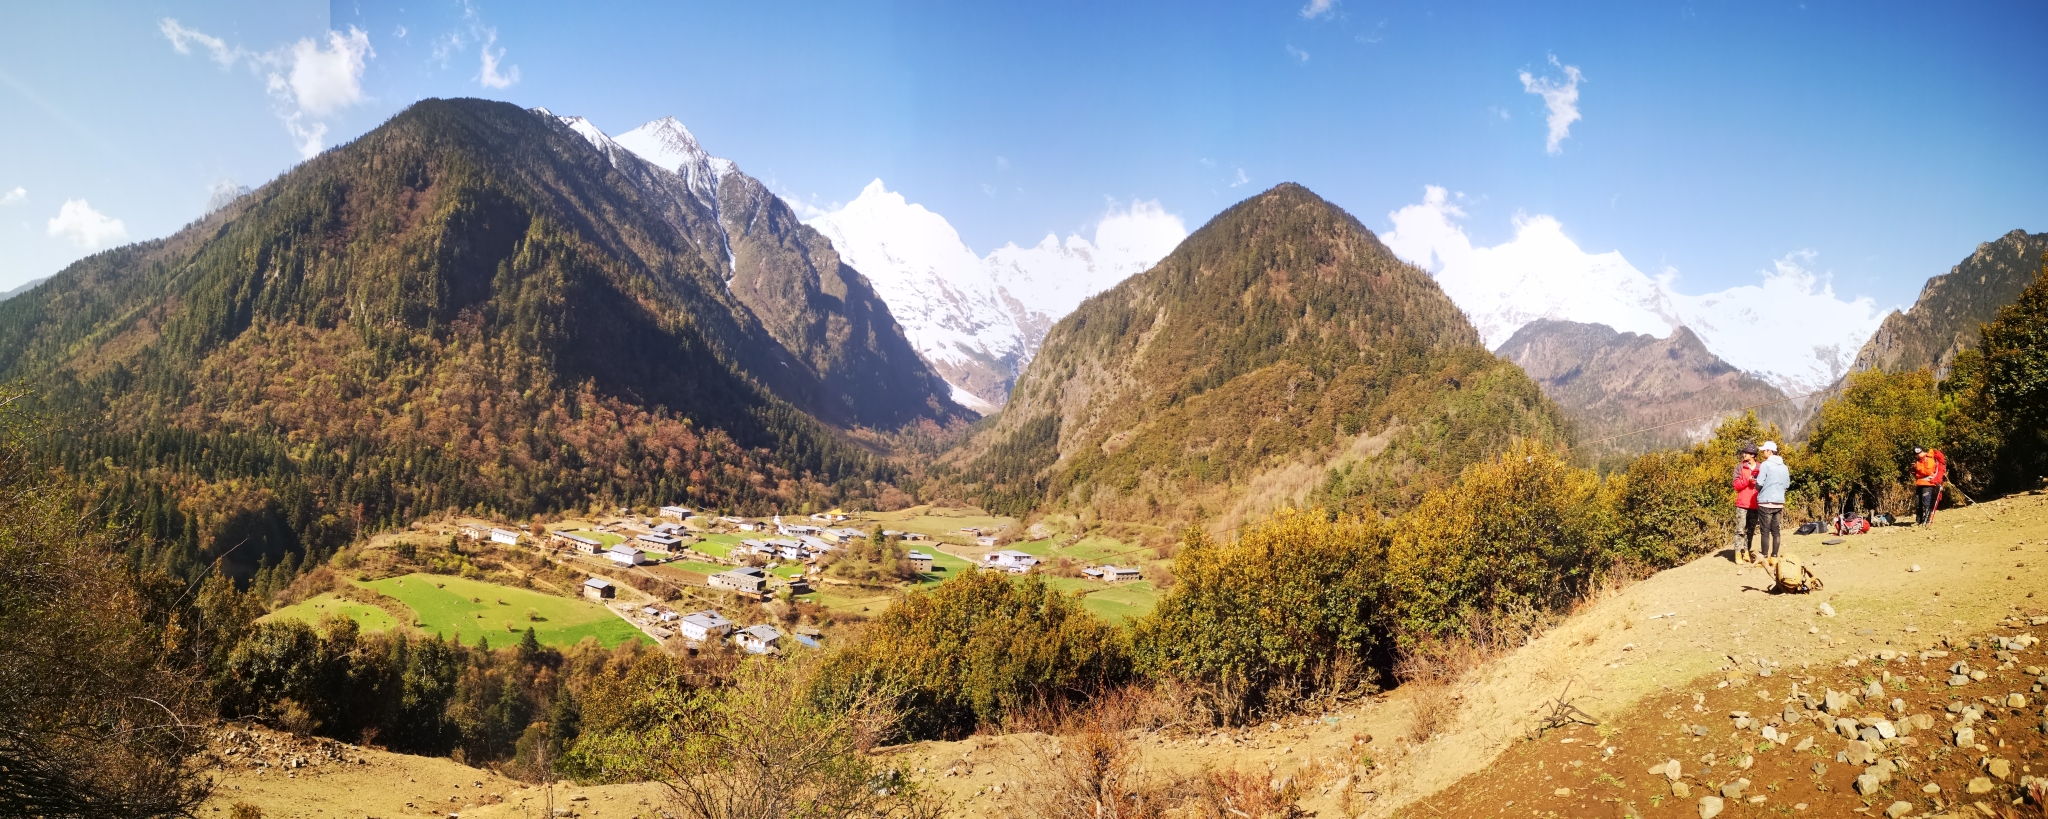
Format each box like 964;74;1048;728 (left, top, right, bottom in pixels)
859;178;891;198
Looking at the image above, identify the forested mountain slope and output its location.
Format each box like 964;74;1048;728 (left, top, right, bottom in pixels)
1496;319;1795;459
0;98;960;580
943;184;1568;535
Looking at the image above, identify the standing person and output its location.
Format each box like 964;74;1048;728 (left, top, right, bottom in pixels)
1912;446;1944;525
1732;444;1762;563
1754;441;1790;559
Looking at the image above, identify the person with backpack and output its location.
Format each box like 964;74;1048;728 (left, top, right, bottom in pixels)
1912;446;1945;525
1732;443;1762;563
1754;441;1790;559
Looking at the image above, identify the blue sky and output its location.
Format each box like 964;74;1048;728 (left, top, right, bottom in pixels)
3;0;2045;309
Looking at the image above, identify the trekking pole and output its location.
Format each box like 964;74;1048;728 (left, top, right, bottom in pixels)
1929;485;1944;524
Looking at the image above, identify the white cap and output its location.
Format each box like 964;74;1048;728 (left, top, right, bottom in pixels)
1759;441;1778;452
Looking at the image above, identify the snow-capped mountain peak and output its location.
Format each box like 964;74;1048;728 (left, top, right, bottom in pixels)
616;116;734;202
808;181;1186;408
1383;185;1889;395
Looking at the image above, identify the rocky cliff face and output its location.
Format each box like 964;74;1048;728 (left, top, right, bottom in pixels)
1496;319;1795;457
1849;229;2048;380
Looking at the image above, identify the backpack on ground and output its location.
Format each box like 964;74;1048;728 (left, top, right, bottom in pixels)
1763;555;1823;593
1793;521;1824;536
1836;516;1870;535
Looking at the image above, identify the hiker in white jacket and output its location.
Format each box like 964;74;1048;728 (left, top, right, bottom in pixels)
1753;441;1791;559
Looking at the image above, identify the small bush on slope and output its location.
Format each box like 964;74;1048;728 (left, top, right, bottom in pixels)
1131;510;1389;723
815;569;1130;741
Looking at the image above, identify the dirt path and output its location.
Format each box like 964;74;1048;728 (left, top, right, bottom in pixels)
882;491;2048;819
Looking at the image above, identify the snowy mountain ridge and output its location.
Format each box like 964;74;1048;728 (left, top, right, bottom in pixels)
1383;186;1890;397
807;181;1186;410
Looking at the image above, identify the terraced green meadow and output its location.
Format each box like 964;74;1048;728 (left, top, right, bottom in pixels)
357;573;649;648
263;593;404;633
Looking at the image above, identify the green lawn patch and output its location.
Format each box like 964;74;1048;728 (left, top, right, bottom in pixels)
1079;582;1159;623
1061;535;1133;563
769;564;806;579
263;593;402;633
672;561;730;576
691;534;742;558
358;573;649;648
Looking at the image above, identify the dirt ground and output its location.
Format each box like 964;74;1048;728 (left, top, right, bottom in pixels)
200;491;2048;818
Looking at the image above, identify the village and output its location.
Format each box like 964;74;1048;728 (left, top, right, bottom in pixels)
341;502;1167;658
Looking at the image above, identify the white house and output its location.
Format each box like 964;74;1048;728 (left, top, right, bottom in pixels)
975;535;999;548
551;531;601;553
607;545;647;566
582;577;615;600
1083;565;1142;583
735;624;783;654
659;505;692;520
636;533;683;553
710;566;769;596
677;610;734;642
982;550;1038;573
490;528;523;546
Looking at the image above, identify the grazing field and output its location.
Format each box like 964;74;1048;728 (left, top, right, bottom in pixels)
359;573;649;648
669;560;730;576
690;533;741;558
862;505;1018;544
262;593;404;633
1077;581;1159;622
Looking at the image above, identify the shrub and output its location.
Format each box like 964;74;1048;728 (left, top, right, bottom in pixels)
1132;512;1389;723
1386;440;1607;648
815;570;1129;740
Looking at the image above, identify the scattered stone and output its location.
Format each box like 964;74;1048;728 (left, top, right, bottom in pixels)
1721;778;1749;799
1971;670;1988;681
1909;564;1922;572
1824;689;1852;714
1698;795;1723;819
1820;602;1837;617
1864;763;1892;785
1954;726;1976;748
1864;680;1884;698
1673;781;1691;798
1783;705;1803;724
1886;800;1915;818
1856;773;1883;795
1693;724;1711;737
1966;776;1994;794
1813;762;1829;775
1794;736;1814;752
1553;787;1572;797
1987;758;2010;780
1891;697;1906;713
1923;783;1941;794
1874;719;1897;739
2007;693;2029;708
1911;713;1935;731
1837;717;1861;738
1950;674;1972;687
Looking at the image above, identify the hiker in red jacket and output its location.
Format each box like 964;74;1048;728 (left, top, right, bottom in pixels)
1732;444;1761;562
1912;446;1945;525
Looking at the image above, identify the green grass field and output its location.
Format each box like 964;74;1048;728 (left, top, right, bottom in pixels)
908;546;975;586
690;534;743;558
359;573;649;648
671;560;729;576
769;564;806;579
1079;581;1159;623
263;593;403;633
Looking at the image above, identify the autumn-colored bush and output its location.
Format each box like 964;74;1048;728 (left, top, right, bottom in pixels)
814;569;1129;740
1132;512;1389;723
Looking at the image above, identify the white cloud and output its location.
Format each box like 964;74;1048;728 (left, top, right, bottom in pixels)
432;32;464;67
393;25;408;39
46;199;128;249
159;18;242;66
995;156;1010;172
1384;185;1887;393
1091;199;1187;267
1286;44;1311;63
1518;55;1584;155
1301;0;1337;19
0;187;24;206
478;29;519;88
282;28;372;116
1230;167;1250;187
160;20;371;158
1198;157;1215;168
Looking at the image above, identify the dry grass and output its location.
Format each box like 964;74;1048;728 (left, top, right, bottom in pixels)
1015;691;1313;819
